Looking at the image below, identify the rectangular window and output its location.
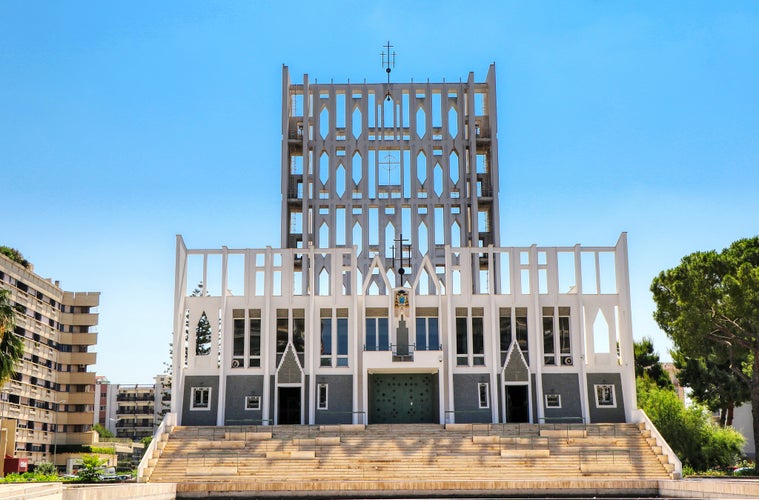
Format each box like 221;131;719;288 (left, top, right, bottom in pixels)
544;394;561;408
594;384;616;408
515;308;528;360
293;309;305;359
378;317;388;350
276;310;288;365
320;314;332;367
558;307;571;365
249;310;261;368
365;318;376;350
478;382;490;409
232;309;245;368
543;306;571;366
543;307;555;365
365;310;389;351
415;317;427;351
499;308;512;362
455;312;468;366
245;395;261;411
415;310;439;351
317;384;328;410
191;387;211;410
472;312;485;366
337;309;349;367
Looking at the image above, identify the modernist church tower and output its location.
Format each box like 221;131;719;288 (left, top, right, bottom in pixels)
172;64;637;427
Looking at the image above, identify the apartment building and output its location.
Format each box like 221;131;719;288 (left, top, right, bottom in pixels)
0;250;99;467
94;375;171;440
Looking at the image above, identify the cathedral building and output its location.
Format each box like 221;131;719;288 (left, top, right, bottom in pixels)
172;64;637;426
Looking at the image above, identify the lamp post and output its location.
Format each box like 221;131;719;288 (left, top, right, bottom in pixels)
52;400;64;470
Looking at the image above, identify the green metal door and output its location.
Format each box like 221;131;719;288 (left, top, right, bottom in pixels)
369;373;435;423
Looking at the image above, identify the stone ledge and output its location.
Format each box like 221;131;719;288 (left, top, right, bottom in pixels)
500;449;550;458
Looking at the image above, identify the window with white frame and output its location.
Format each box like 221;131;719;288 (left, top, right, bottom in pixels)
594;384;616;408
231;308;262;368
415;308;439;351
365;312;389;351
245;395;261;411
478;382;490;409
499;307;529;365
191;387;211;410
317;384;328;410
544;393;561;408
455;307;485;366
321;309;349;367
542;307;571;366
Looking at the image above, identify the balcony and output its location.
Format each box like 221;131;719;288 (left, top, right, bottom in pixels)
59;312;99;327
116;407;154;416
56;371;96;385
116;395;154;402
58;332;97;346
61;391;95;405
57;351;97;366
57;411;94;426
363;344;443;372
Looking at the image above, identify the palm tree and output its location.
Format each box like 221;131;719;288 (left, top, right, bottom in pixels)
0;288;24;385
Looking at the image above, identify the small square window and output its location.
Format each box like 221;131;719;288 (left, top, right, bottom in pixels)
191;387;211;411
317;384;328;410
544;394;561;408
245;395;261;411
594;384;616;408
478;383;489;409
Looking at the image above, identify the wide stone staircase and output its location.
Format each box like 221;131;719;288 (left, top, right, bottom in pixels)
144;422;675;496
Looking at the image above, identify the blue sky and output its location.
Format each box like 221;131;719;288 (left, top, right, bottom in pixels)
1;1;757;383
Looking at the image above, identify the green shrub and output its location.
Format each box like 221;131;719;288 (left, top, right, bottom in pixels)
32;462;57;476
89;446;115;454
2;471;59;483
637;378;744;471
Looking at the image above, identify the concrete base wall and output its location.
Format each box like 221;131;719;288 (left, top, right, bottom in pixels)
0;483;62;500
63;483;176;500
1;483;177;500
658;479;759;499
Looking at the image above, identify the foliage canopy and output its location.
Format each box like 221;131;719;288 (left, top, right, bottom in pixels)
651;236;759;463
0;288;24;385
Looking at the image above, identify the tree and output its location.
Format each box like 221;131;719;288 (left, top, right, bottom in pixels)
0;288;24;385
76;454;107;482
651;236;759;463
672;348;750;427
195;312;211;356
634;337;674;390
92;423;114;439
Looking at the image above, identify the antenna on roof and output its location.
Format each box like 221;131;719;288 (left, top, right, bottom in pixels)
381;41;396;101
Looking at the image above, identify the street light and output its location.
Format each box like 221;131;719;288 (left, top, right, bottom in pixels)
52;400;65;470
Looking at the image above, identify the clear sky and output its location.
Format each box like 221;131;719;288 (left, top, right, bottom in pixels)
1;1;757;384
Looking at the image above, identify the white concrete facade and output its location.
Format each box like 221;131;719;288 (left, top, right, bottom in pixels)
172;66;638;426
